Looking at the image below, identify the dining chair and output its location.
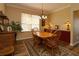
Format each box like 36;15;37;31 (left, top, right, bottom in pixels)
48;29;52;33
45;29;52;33
32;27;39;32
45;31;61;55
31;28;41;48
31;27;38;40
32;34;42;48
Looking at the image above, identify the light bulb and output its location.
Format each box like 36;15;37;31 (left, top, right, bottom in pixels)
45;16;47;19
42;15;44;19
42;15;47;19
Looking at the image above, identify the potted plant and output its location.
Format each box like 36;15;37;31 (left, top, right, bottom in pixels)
9;21;22;39
10;21;22;32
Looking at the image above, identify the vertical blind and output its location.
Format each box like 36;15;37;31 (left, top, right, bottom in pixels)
21;13;40;31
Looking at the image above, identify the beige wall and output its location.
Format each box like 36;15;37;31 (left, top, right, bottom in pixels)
5;5;41;23
73;11;79;45
5;5;41;40
71;4;79;11
0;4;5;13
16;32;32;40
49;7;72;30
5;6;21;23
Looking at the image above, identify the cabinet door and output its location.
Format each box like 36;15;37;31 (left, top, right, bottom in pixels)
0;33;15;50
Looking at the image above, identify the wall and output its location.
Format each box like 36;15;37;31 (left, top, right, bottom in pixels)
0;4;5;13
71;4;79;11
5;5;41;23
49;7;72;30
73;11;79;45
5;6;21;23
5;5;41;40
71;4;79;46
48;6;74;46
16;32;32;40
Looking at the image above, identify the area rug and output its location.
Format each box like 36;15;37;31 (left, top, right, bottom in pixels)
14;40;30;56
24;38;77;56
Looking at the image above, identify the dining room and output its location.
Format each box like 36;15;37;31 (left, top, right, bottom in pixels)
0;3;79;56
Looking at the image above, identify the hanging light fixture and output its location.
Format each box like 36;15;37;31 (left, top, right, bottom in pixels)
41;3;47;20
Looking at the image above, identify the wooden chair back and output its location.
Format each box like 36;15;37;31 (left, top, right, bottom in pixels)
31;27;39;35
46;30;61;47
54;31;61;41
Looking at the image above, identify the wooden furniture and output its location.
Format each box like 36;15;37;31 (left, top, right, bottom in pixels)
44;29;70;44
32;32;54;48
33;32;56;45
45;31;61;55
31;28;39;34
32;33;41;48
34;32;54;39
34;31;60;55
0;11;9;32
0;11;9;25
0;32;16;56
31;28;42;48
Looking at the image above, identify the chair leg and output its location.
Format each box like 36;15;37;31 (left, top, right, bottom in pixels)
46;48;55;56
53;47;61;56
49;47;59;56
57;47;61;55
52;48;56;56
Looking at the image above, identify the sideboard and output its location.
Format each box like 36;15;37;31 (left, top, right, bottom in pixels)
44;29;70;44
0;32;16;55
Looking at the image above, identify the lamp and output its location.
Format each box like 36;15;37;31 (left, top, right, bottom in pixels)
41;3;47;26
41;3;47;20
65;21;71;30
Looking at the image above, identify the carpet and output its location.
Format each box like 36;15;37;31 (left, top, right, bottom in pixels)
14;40;30;56
23;38;77;56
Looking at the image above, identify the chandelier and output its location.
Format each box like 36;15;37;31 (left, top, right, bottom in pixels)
41;3;47;20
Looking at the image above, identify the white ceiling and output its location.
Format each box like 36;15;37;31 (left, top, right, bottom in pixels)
6;3;71;14
18;3;70;13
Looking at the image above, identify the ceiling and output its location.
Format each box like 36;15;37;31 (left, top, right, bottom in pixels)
18;3;70;13
6;3;71;14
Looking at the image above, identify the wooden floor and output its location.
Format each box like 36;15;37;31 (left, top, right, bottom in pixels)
14;38;79;56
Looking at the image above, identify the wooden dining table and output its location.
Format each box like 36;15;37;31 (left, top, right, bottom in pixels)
33;31;59;55
34;31;56;39
33;31;57;51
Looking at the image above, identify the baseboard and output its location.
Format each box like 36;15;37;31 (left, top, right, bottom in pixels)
70;41;79;46
16;37;32;41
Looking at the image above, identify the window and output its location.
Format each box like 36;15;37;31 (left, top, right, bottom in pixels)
21;13;40;31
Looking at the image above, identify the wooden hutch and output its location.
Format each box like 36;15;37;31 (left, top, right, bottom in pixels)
0;11;15;55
